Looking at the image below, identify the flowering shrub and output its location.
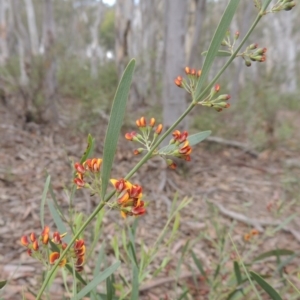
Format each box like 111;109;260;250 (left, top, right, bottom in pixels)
11;1;299;299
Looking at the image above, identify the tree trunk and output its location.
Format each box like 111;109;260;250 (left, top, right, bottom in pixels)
162;0;187;134
90;1;104;79
115;0;133;75
42;0;58;122
24;0;39;56
11;0;29;86
0;0;9;65
187;0;206;67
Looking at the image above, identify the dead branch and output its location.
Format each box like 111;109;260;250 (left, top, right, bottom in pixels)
206;136;259;157
211;201;300;243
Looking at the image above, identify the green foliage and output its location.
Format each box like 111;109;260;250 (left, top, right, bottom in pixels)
100;9;115;51
101;59;136;199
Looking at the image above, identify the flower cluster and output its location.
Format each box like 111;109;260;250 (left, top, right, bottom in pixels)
271;0;296;12
243;229;259;242
199;84;231;112
20;226;86;272
156;129;194;170
174;68;230;111
74;158;102;189
242;44;267;67
110;178;146;218
174;67;202;94
125;117;163;155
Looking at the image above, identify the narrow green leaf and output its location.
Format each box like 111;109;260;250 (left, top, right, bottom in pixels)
276;253;297;273
178;288;189;300
226;288;243;300
252;249;294;263
80;134;95;164
191;251;207;279
48;180;64;219
188;131;211;146
101;59;136;200
214;264;220;280
106;276;113;300
47;200;70;243
261;0;273;11
271;214;297;234
0;280;7;289
234;261;242;285
202;50;232;57
40;175;51;229
73;261;121;300
94;243;106;277
250;271;282;300
130;265;139;300
158;130;211;154
194;0;240;101
128;242;138;268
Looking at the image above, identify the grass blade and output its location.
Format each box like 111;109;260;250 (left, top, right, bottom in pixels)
250;271;282;300
252;249;294;263
40;175;51;229
101;59;135;200
47;200;70;243
73;261;120;300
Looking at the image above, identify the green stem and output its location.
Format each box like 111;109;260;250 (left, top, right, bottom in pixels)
229;234;262;300
37;10;266;299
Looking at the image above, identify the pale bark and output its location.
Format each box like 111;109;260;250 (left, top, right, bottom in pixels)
162;0;187;132
270;13;297;93
24;0;39;56
0;0;9;65
90;1;104;79
115;0;133;75
187;0;206;67
127;0;163;105
11;0;29;86
42;0;58;122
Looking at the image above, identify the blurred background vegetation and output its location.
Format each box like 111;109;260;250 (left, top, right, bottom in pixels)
0;0;299;151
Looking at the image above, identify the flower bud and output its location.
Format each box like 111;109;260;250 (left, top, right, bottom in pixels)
32;240;39;251
185;67;190;75
249;43;258;50
133;148;143;155
254;47;267;55
149;118;155;127
166;159;176;170
284;2;295;10
197;70;202;77
125;131;137;141
216;94;231;101
174;77;183;87
21;235;29;247
245;60;251;67
136;117;146;127
155;124;163;135
74;163;85;174
30;232;36;242
234;31;240;40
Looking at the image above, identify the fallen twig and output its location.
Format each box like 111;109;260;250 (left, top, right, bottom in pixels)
211;201;300;242
206;136;259;157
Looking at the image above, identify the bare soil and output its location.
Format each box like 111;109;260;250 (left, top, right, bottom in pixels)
1;99;300;300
